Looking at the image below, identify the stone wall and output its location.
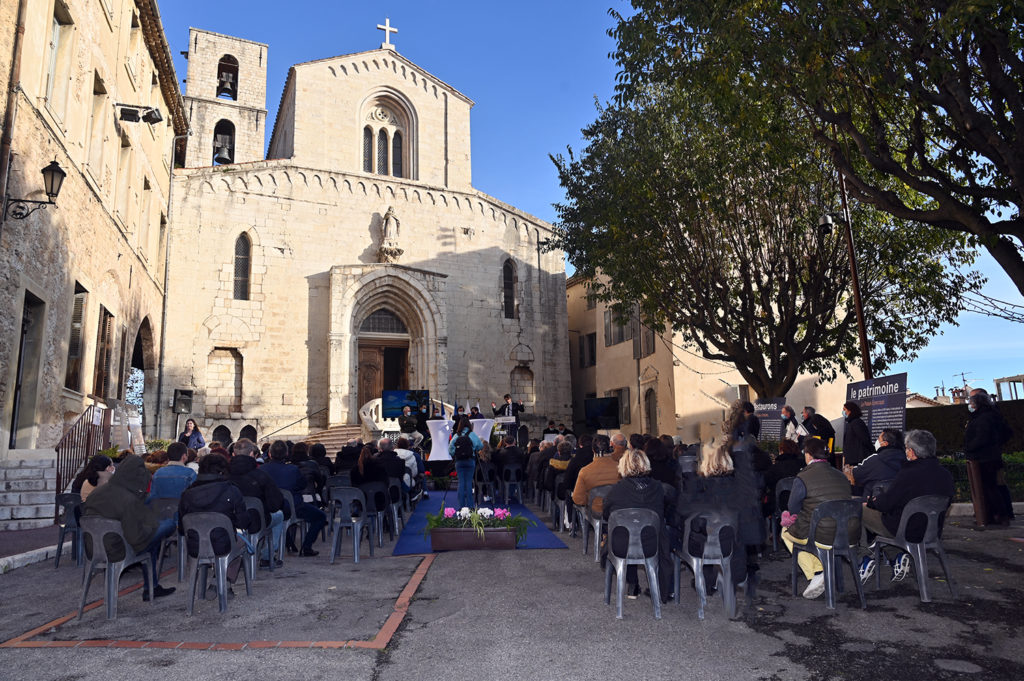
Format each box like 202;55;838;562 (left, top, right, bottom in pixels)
162;161;572;440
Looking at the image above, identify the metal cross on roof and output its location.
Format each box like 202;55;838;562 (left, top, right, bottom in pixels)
377;17;398;50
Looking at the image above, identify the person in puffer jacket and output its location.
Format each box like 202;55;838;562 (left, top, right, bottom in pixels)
178;454;255;557
849;429;906;498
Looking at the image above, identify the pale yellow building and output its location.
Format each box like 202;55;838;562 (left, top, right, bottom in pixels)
0;0;187;527
566;276;852;442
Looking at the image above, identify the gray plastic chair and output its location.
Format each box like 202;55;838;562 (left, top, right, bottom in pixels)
327;473;352;489
328;486;372;563
277;488;303;560
771;477;796;552
77;516;154;620
359;482;391;546
474;462;499;506
501;463;525;505
790;498;866;610
674;508;739;620
55;493;83;568
242;496;274;574
549;473;568;532
182;512;254;615
577;484;613;561
872;495;957;603
604;508;663;620
150;497;186;582
386;477;405;533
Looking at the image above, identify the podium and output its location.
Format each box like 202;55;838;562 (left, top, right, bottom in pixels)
472;419;495;443
494;415;517;439
427;420;454;461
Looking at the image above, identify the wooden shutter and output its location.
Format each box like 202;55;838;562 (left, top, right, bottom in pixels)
64;290;86;390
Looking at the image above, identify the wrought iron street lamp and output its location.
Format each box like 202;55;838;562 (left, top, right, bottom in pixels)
3;159;66;220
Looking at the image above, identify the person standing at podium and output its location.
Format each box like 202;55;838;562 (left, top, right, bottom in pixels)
492;394;525;427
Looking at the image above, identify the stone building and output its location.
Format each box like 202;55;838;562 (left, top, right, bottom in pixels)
0;0;187;526
160;28;571;443
566;275;852;442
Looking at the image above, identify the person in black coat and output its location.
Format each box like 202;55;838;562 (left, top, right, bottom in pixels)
261;440;327;556
290;442;326;499
375;439;408;482
309;442;335;477
562;435;595;495
602;448;673;602
764;439;804;516
677;439;754;589
645;438;680;491
848;429;904;498
732;401;761;441
861;430;955;578
350;445;389;488
841;401;873;467
335;441;362;473
178;454;255;558
228;439;285;566
802;406;836;449
964;391;1015;524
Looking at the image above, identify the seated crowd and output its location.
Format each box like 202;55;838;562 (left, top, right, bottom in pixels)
68;396;956;614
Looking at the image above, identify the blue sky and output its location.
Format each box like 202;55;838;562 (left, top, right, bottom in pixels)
156;0;1024;399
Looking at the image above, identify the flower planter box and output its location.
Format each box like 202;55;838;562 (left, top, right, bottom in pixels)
429;527;516;551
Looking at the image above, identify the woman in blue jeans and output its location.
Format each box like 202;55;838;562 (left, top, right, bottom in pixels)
449;416;483;508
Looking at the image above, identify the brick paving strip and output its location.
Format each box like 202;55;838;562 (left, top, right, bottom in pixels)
0;553;435;652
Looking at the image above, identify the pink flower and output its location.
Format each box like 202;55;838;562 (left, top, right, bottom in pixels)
443;507;456;518
494;508;510;520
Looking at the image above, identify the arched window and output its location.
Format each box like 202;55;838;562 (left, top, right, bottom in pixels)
216;55;239;100
502;259;516;319
363;126;373;172
213;119;235;165
392;131;403;178
233;233;250;300
376;129;389;175
360;309;408;334
361;98;414;178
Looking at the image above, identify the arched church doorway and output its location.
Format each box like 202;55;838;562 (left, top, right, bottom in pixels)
357;308;410;409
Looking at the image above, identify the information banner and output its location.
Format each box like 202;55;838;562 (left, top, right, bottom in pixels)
845;373;907;440
754;397;787;442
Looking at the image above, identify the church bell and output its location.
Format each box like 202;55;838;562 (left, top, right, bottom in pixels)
216;71;236;98
213;145;233;164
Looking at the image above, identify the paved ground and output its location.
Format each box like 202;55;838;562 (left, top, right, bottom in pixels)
1;505;1022;681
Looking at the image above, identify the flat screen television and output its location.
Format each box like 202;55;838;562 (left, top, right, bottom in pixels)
584;397;620;430
381;390;431;419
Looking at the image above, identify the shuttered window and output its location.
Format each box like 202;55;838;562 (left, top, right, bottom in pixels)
64;286;87;390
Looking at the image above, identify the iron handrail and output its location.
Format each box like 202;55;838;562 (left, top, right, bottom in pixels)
257;407;328;443
54;404;99;520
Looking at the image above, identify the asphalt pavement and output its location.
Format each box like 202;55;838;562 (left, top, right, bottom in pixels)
1;505;1022;681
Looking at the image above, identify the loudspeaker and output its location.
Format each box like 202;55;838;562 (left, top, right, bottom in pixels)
173;389;193;414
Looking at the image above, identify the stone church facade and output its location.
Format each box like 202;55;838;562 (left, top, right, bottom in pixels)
161;29;571;442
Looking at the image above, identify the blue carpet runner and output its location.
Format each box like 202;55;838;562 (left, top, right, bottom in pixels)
392;491;568;555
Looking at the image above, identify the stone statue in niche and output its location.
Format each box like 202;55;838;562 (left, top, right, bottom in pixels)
377;205;404;263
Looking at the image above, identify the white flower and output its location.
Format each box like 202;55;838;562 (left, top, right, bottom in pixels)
478;508;494;519
458;507;472;519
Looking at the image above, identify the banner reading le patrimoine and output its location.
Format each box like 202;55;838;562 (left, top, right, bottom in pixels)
754;397;787;442
845;373;907;441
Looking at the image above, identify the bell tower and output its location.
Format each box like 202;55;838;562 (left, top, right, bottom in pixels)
181;29;268;168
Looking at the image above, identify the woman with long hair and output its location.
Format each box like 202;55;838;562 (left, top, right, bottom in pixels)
178;418;206;450
350;445;387;487
72;454;114;500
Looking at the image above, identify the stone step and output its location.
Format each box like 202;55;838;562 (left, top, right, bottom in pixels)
0;518;54;531
0;466;56;481
2;478;54;492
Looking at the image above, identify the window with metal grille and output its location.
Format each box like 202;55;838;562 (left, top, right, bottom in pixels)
503;260;516;319
363;126;373;172
376;129;389;175
392;131;403;178
360;309;407;334
233;234;250;300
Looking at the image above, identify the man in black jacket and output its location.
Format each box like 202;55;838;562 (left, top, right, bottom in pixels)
228;438;285;568
847;429;904;498
397;406;424;448
965;390;1015;526
859;429;954;583
802;406;837;451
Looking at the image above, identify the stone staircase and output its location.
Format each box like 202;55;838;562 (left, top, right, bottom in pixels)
0;455;58;531
300;424;365;452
